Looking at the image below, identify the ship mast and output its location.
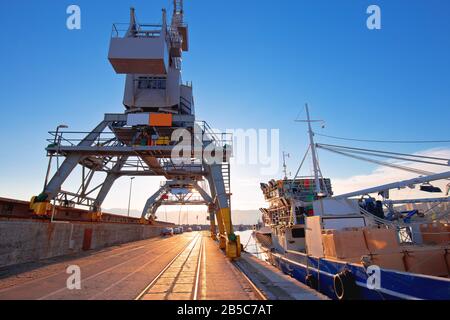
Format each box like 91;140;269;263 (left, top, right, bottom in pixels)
282;152;290;180
296;104;324;195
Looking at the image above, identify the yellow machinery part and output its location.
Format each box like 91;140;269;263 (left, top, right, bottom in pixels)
29;196;36;210
219;236;227;250
218;208;241;259
30;197;52;216
155;136;170;146
220;208;233;235
225;235;241;259
89;211;103;222
215;208;226;249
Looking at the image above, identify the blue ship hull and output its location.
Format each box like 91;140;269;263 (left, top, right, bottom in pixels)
268;251;450;300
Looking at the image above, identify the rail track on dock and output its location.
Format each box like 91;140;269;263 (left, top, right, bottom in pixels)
135;232;266;301
135;232;204;300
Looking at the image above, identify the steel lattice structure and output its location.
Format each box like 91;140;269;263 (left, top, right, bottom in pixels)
30;1;241;258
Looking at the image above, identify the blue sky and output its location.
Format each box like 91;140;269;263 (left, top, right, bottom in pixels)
0;0;449;217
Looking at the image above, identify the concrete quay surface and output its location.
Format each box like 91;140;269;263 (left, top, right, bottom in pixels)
0;229;328;300
0;232;260;300
234;253;329;300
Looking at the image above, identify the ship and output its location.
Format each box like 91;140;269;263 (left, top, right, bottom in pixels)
255;104;450;300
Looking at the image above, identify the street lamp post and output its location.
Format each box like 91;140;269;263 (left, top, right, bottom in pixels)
127;177;135;217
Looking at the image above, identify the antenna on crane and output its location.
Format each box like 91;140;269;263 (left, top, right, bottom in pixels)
126;7;138;37
169;0;189;53
175;0;184;14
172;0;184;27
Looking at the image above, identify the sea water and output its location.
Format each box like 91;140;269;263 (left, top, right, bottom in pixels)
235;230;269;261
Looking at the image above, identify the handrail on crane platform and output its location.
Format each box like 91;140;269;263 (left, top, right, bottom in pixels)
111;22;163;38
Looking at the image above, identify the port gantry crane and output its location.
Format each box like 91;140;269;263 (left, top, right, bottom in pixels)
30;0;241;258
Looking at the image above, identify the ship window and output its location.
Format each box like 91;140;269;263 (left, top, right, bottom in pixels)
291;228;305;238
137;77;166;90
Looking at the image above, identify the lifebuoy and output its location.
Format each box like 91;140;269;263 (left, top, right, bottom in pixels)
333;269;359;300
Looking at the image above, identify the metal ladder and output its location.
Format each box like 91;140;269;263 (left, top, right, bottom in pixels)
222;162;231;207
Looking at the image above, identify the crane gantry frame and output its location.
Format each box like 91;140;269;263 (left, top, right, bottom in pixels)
30;1;241;259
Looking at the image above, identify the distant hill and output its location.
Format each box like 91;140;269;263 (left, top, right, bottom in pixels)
105;208;261;225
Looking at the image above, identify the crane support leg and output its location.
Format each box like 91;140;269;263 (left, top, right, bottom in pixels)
141;185;168;222
193;181;218;239
93;156;129;211
151;202;162;218
192;182;213;203
208;204;217;240
215;207;226;249
206;173;225;246
31;121;110;215
207;164;240;258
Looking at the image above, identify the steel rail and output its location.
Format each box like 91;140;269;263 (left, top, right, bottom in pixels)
193;235;204;300
134;233;202;300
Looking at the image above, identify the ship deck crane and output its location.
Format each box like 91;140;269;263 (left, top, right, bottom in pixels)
334;170;450;200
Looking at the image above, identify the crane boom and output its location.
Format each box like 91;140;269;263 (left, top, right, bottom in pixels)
334;171;450;199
